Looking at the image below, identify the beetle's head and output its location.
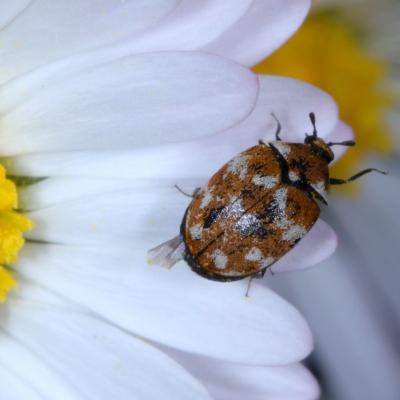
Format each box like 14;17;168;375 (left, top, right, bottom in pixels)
304;135;335;164
304;113;355;164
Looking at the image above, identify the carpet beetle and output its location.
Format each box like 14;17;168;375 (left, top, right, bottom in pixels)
148;113;386;284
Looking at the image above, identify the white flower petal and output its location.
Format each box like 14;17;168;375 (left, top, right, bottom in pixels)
166;350;320;400
7;75;337;178
274;254;400;400
0;1;253;106
272;219;338;273
0;364;43;400
0;0;30;31
0;329;81;400
114;0;252;54
0;283;212;400
235;75;339;144
0;0;179;84
204;0;311;66
0;52;257;155
17;243;313;365
26;185;188;244
19;177;143;211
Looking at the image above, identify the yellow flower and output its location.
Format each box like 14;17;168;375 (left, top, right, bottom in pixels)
0;164;32;302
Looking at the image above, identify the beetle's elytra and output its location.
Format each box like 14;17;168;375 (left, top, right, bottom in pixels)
148;113;386;282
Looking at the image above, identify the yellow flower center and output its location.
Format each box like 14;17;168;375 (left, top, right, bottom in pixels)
254;10;394;191
0;164;32;302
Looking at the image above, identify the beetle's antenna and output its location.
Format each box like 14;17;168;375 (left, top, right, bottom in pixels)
309;112;318;137
304;112;318;140
328;140;355;147
330;168;388;185
271;113;282;141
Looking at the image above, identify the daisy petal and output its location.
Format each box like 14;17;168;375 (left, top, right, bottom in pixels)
1;283;212;400
0;332;79;400
229;75;339;144
116;0;252;54
0;1;253;106
0;364;43;400
0;0;30;31
18;244;313;365
0;0;179;84
7;75;336;178
167;350;320;400
26;185;189;243
276;255;400;400
18;177;142;211
272;219;338;273
204;0;311;66
0;52;257;155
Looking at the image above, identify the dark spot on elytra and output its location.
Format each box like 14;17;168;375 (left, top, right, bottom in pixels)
241;188;255;199
253;162;266;172
263;200;280;224
203;206;225;229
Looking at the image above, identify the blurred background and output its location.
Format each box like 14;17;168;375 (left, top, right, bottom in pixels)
255;0;400;399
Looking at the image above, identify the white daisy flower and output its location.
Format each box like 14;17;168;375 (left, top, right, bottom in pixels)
0;1;351;399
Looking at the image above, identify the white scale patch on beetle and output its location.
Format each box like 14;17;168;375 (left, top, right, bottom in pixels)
272;188;290;229
245;247;264;261
225;155;248;180
289;171;300;182
283;225;307;244
252;174;278;188
235;213;264;236
189;223;203;240
271;188;307;242
221;270;246;277
200;186;214;209
245;247;275;269
216;196;245;231
271;141;291;158
223;196;245;219
211;249;228;269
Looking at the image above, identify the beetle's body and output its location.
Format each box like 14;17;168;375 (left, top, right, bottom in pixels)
181;142;325;281
147;113;385;283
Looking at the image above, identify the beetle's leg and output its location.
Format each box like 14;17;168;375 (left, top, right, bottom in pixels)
330;168;387;185
259;114;282;145
174;184;201;198
245;268;272;297
271;113;282;141
245;277;254;297
328;140;355;147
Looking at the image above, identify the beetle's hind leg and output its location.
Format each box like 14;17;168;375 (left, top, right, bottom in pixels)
330;168;388;185
174;184;201;198
245;268;272;297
